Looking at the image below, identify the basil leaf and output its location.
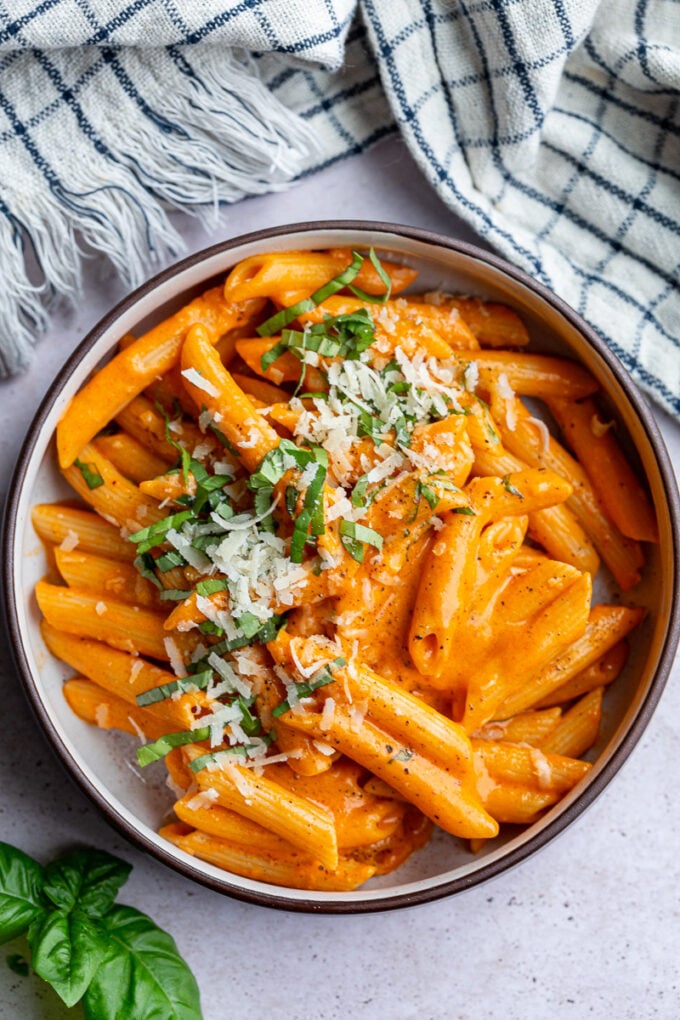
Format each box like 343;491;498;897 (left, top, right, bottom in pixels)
188;746;249;773
0;843;46;945
128;511;194;555
257;252;365;337
133;553;163;590
155;550;186;572
28;909;108;1008
253;485;276;533
83;905;202;1020
272;657;346;717
290;507;313;564
195;578;228;597
351;474;370;508
339;520;383;562
260;337;290;372
73;459;105;490
502;474;525;499
346;248;393;304
452;506;477;516
136;670;213;707
236;612;262;640
43;849;131;918
137;727;210;768
159;589;193;601
155;401;192;485
208;423;240;457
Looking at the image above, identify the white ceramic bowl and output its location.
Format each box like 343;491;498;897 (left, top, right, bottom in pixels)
4;222;679;912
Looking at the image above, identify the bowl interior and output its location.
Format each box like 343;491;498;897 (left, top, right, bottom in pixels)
7;225;678;911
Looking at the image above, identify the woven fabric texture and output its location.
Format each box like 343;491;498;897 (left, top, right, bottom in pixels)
0;0;677;415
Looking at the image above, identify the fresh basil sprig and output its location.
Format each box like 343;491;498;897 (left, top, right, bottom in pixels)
0;842;202;1019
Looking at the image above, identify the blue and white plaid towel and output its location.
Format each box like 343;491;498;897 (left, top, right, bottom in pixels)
1;1;678;416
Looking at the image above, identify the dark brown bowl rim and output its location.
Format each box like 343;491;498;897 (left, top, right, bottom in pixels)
3;220;679;914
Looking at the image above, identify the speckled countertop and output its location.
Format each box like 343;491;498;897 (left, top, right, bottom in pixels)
1;137;678;1020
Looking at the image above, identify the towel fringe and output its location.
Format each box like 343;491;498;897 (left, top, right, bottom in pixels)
0;47;318;377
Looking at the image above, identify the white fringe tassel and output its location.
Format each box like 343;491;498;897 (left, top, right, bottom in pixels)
0;45;318;376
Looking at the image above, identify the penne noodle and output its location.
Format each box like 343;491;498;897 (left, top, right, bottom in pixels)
231;372;291;406
54;547;160;608
540;688;603;758
32;504;136;562
282;702;499;840
425;295;530;347
41;620;205;725
224;249;416;303
474;707;562;747
184;746;339;869
93;433;168;485
494;605;645;718
409;469;573;678
535;640;629;708
472;739;592;795
181;325;280;472
115;394;209;463
547;396;658;543
495;396;644;589
161;824;375;892
64;677;171;743
57;288;256;468
474;351;598;399
36;580;171;660
472;442;600;576
62;442;166;532
393;299;480;350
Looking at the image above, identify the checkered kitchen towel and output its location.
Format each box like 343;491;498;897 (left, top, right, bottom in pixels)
1;2;678;416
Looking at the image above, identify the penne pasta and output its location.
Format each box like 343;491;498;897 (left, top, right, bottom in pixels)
34;246;652;892
57;288;257;468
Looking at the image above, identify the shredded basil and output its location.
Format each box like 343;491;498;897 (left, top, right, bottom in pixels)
346;247;393;304
187;746;249;772
195;578;228;597
128;511;193;555
339;520;383;563
133;553;163;590
159;588;193;601
272;657;346;717
155;549;186;572
73;459;104;490
256;252;365;338
351;474;370;508
136;727;211;767
135;670;214;707
502;474;524;499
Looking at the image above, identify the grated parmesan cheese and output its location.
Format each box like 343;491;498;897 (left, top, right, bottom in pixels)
163;636;186;678
529;747;553;790
59;530;80;552
527;415;551;454
95;601;108;616
319;697;336;732
349;699;368;732
185;788;219;811
181;367;220;397
129;658;144;682
497;372;516;430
